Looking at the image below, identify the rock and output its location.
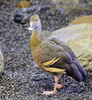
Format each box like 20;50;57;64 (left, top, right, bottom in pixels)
49;23;92;70
69;15;92;25
51;0;79;4
0;49;4;79
0;0;10;4
51;0;89;16
42;30;52;37
14;6;50;24
17;0;31;9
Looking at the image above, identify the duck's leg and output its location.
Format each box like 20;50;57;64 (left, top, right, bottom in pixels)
41;75;58;95
57;74;65;89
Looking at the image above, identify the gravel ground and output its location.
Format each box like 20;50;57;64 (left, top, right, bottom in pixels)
0;0;92;100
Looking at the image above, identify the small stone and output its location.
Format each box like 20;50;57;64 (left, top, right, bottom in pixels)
83;98;86;100
51;11;54;14
41;16;43;18
8;58;11;61
17;0;31;9
25;39;28;42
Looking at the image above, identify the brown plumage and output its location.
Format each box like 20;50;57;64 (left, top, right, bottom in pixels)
28;14;87;95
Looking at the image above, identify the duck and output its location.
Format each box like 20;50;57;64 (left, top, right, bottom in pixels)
0;49;4;79
28;14;87;95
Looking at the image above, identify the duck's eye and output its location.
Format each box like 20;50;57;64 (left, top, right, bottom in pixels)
36;19;38;21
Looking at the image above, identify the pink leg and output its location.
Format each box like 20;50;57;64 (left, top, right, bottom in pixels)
53;75;58;92
57;74;65;89
41;75;58;95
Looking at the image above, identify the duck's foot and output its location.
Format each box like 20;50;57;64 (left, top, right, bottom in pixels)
41;91;57;95
57;84;64;89
52;83;64;89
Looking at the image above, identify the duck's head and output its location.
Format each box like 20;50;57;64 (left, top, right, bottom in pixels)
28;14;41;31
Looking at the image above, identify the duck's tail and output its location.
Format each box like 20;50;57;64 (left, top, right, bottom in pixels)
70;58;87;81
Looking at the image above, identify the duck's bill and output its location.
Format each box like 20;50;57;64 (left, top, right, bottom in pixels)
27;26;33;31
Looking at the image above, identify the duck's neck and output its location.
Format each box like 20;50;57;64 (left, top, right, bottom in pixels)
30;25;44;53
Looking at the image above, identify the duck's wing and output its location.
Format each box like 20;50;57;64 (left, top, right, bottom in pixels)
37;38;74;74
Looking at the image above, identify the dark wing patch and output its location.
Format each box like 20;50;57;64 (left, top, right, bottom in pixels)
40;39;73;71
50;38;76;59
